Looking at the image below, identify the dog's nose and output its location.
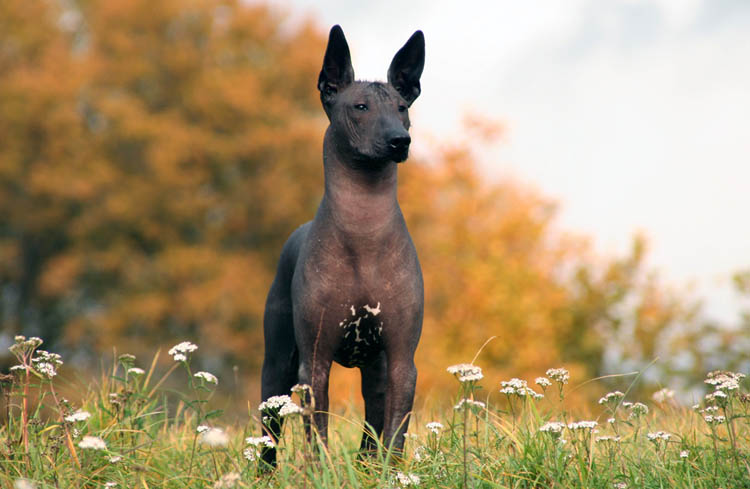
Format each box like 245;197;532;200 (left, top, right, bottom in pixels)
389;135;411;151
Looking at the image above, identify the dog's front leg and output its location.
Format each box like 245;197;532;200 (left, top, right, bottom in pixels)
382;357;417;455
297;353;332;445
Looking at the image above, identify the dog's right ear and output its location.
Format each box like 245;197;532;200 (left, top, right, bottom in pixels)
318;25;354;115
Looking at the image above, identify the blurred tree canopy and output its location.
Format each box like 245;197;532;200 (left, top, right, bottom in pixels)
1;0;746;401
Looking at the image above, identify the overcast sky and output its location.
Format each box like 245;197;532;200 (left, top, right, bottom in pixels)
278;0;750;322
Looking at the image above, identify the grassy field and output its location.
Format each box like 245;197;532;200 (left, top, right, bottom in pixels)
2;336;749;488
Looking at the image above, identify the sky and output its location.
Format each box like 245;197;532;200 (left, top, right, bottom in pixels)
277;0;750;322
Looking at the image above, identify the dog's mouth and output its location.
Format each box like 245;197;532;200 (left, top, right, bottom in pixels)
389;145;410;163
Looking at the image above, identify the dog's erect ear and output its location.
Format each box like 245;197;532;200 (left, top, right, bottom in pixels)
387;31;425;106
318;25;355;113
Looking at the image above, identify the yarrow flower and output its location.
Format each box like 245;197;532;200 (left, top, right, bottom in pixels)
78;436;107;450
535;377;551;388
596;435;621;443
197;425;210;434
680;450;689;459
245;435;274;448
500;378;543;399
64;410;92;423
454;398;485;411
446;363;484;383
627;402;649;419
568;420;598;431
704;414;726;425
127;367;145;376
108;456;122;464
652;388;675;403
705;371;744;392
14;480;37;489
647;431;670;442
395;471;421;487
426;421;444;434
598;391;625;406
539;421;565;435
546;367;570;384
213;472;241;489
243;447;258;462
278;400;303;417
258;395;293;412
201;427;229;447
31;350;63;379
194;371;218;385
168;341;198;362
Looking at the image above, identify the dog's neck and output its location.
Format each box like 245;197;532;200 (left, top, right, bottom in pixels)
320;130;401;237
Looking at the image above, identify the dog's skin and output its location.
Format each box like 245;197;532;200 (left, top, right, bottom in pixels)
260;25;425;466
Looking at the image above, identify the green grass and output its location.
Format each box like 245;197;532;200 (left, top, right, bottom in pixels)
2;337;750;488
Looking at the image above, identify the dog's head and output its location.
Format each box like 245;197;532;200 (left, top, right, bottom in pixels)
318;25;424;165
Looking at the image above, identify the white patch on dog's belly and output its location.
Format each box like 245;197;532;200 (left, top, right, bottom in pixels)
363;302;381;316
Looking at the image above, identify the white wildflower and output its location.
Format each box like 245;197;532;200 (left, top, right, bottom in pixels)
628;402;649;418
426;421;443;434
168;341;197;361
201;427;229;447
243;447;258;462
197;425;210;433
598;391;625;405
278;400;303;417
245;435;274;448
258;395;293;412
194;371;218;385
108;456;122;463
34;362;58;379
535;377;551;388
539;421;565;434
596;435;621;443
127;367;145;376
105;483;117;488
546;367;570;384
651;388;675;403
78;436;107;450
607;417;616;424
118;353;136;362
64;410;91;423
213;472;241;489
395;471;421;487
679;450;689;459
647;431;670;441
453;398;485;410
291;383;311;395
14;480;36;489
403;433;419;441
446;363;483;383
568;420;598;431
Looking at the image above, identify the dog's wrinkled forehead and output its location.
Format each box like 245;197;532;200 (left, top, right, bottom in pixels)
343;81;402;104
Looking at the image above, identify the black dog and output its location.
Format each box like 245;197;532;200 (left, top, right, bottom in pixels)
260;25;424;466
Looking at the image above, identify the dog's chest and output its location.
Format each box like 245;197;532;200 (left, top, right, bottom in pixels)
333;302;384;368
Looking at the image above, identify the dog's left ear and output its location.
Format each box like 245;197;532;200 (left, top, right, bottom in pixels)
388;30;425;106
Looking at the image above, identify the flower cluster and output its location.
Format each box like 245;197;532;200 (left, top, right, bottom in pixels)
647;431;670;442
64;410;92;423
500;378;543;399
546;368;570;385
454;398;486;411
535;377;551;388
31;350;63;379
652;387;675;403
426;421;444;434
78;435;107;450
446;363;484;383
622;401;648;419
598;391;625;406
168;341;198;362
200;427;229;447
194;371;218;385
539;421;565;435
258;395;302;418
244;436;274;462
567;420;598;431
395;471;421;487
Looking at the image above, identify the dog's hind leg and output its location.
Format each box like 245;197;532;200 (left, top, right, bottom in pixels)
259;277;298;468
259;225;308;468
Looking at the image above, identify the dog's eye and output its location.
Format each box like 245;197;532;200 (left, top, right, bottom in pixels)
354;104;368;111
398;105;407;113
